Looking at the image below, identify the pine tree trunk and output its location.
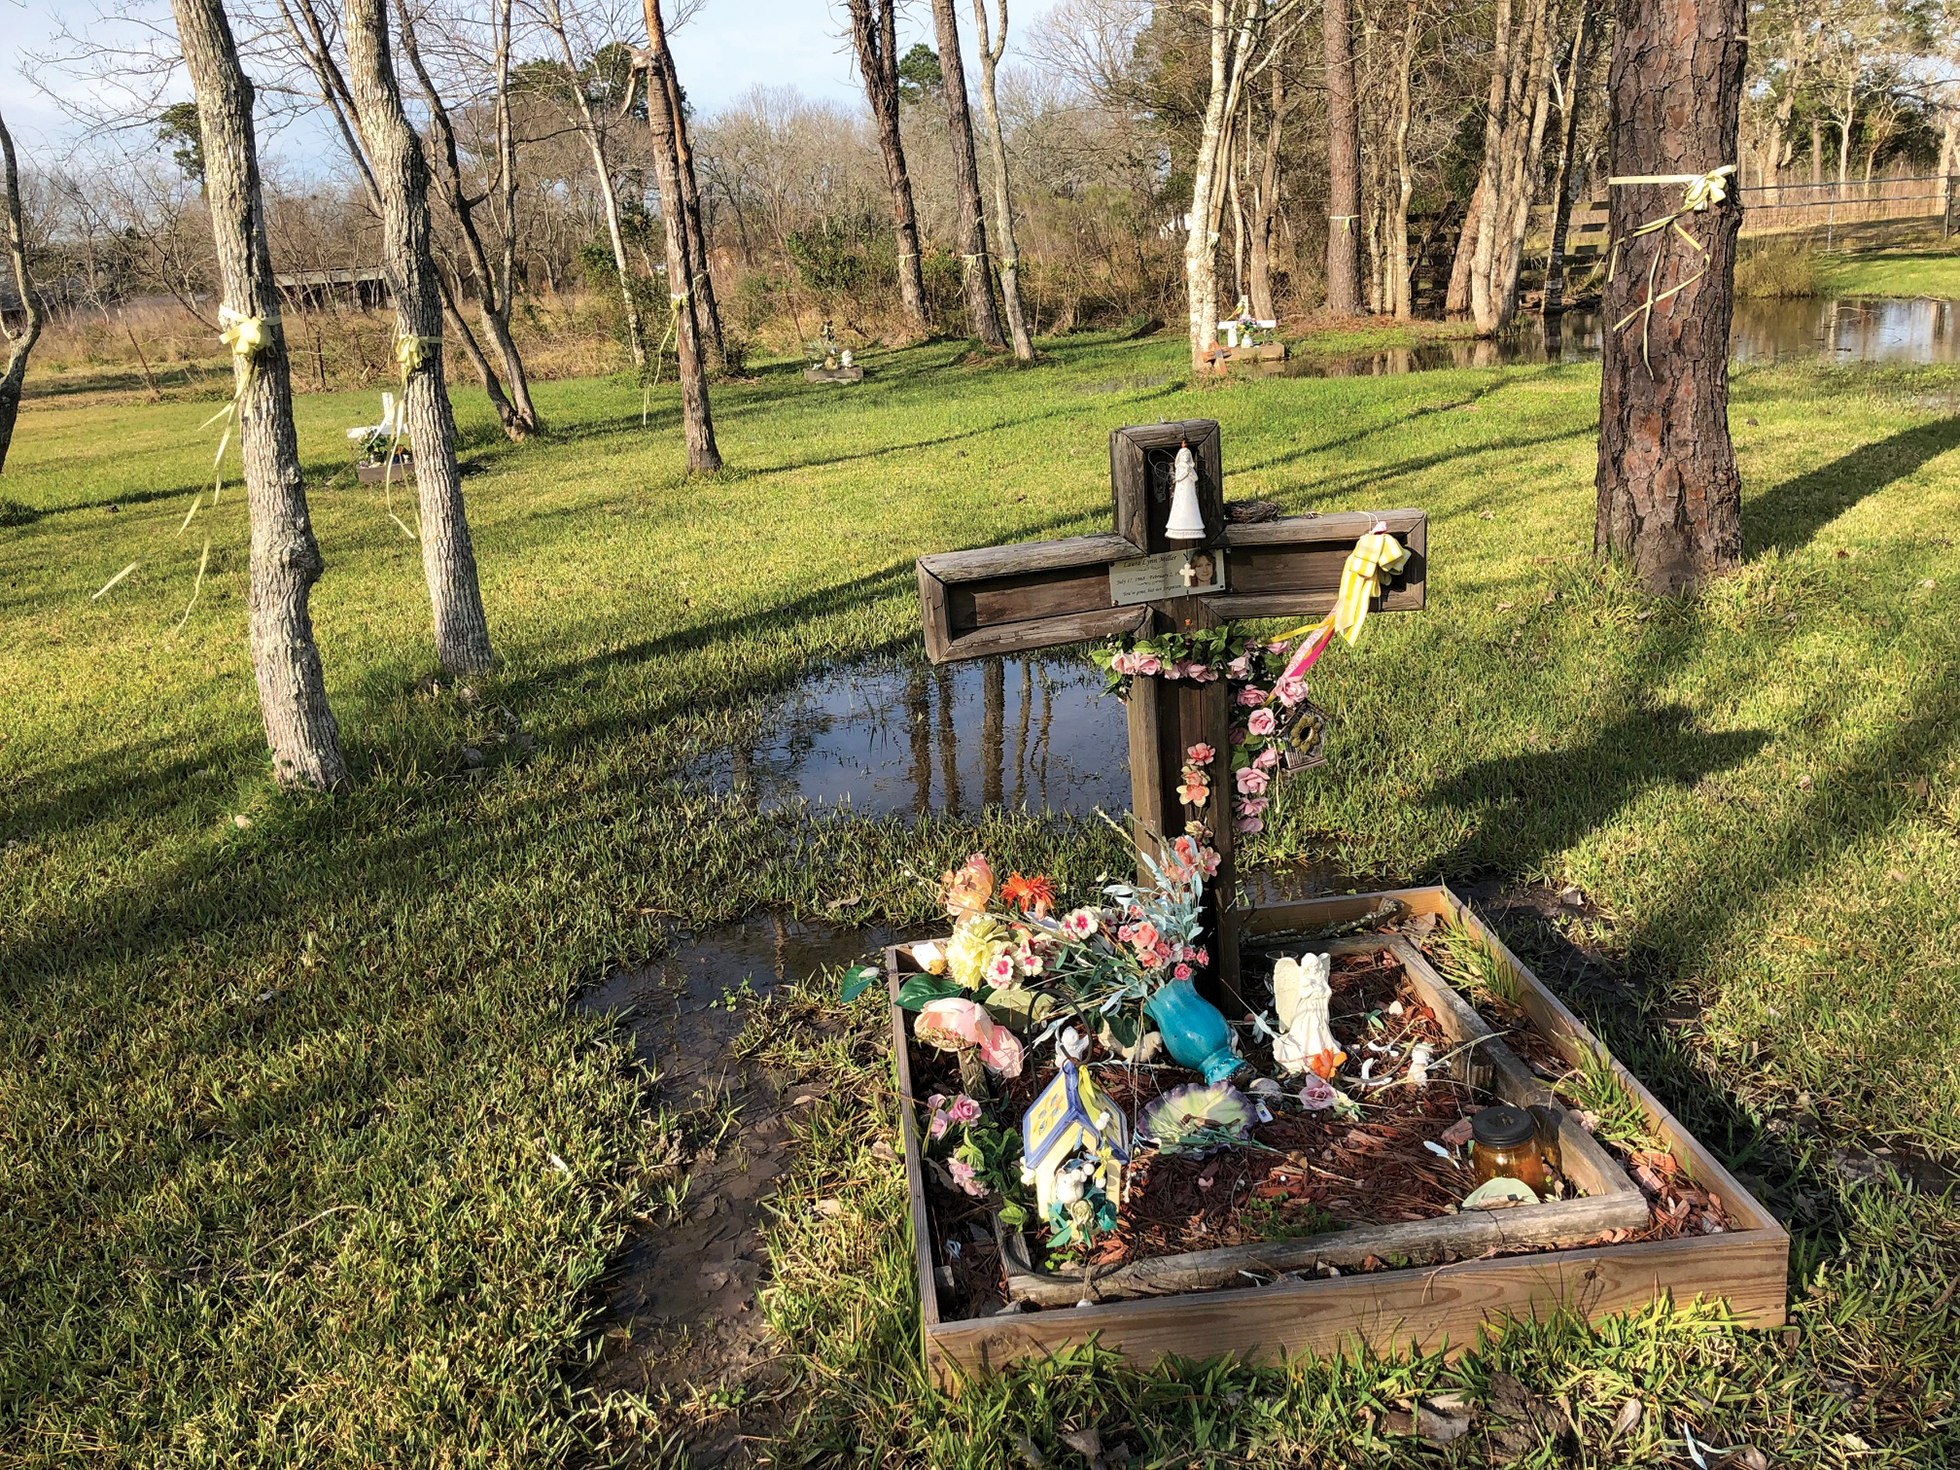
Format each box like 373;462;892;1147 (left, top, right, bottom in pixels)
847;0;930;335
1542;7;1593;315
928;0;1007;347
641;0;721;472
345;0;495;674
650;1;724;371
1324;0;1365;315
974;0;1035;358
0;107;47;474
1594;0;1745;595
170;0;349;789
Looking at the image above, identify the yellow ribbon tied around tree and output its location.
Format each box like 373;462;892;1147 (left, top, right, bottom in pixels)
1603;165;1736;375
199;304;276;508
1271;524;1413;681
377;332;439;541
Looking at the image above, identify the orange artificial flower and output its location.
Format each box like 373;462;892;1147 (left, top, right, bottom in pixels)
999;871;1057;918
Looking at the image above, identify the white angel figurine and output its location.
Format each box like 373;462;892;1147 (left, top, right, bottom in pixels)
1271;952;1345;1080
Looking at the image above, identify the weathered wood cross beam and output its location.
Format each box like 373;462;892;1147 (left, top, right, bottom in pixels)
916;419;1426;1006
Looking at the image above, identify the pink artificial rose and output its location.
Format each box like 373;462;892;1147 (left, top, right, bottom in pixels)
1266;639;1289;655
947;1158;987;1196
1174;963;1194;982
1235;796;1270;818
1235;685;1267;708
1177;775;1210;807
1197;845;1221;878
1186;743;1215;767
1194;947;1210;967
1235;766;1271;796
1275;676;1308;708
1172;659;1203;681
1247;707;1277;737
1132;922;1161;953
1230;724;1248;745
1161;660;1183;680
1194;665;1220;684
1227;655;1252;681
1111;651;1138;676
1135;655;1163;676
1299;1075;1336;1110
1236;815;1265;835
948;1095;982;1125
1254;746;1279;770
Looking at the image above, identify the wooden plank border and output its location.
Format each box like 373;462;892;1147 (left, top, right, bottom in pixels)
889;886;1789;1390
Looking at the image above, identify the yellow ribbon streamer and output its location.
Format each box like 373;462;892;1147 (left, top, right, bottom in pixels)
1270;526;1412;680
377;332;439;540
198;304;277;507
1603;166;1737;375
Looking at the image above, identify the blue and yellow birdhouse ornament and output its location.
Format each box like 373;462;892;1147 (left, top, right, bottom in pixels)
1019;1059;1130;1218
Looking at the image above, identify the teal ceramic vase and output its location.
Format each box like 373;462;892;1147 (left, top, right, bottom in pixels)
1144;977;1243;1084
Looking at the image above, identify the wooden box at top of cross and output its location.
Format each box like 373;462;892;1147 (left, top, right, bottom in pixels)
890;418;1786;1386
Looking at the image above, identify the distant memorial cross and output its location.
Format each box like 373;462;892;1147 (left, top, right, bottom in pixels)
916;419;1427;1004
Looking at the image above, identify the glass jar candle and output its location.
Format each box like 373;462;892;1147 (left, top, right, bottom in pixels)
1469;1103;1549;1193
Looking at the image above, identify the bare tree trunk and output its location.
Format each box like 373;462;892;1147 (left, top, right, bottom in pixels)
1471;0;1558;334
1324;0;1365;315
345;0;495;674
928;0;1007;347
1388;3;1419;320
1446;172;1487;316
1248;66;1284;319
1595;0;1745;595
648;0;724;372
640;0;720;472
974;0;1035;357
1542;5;1593;314
393;0;540;438
0;107;48;473
540;0;646;368
170;0;349;789
1809;117;1822;183
847;0;931;335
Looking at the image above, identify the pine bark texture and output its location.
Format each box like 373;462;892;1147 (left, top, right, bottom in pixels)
1323;0;1365;315
847;0;931;334
345;0;496;674
640;0;721;472
1542;7;1594;314
1594;0;1746;594
928;0;1007;348
0;106;46;474
973;0;1035;358
171;0;350;790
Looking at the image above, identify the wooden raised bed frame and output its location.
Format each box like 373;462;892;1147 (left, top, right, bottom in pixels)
887;884;1789;1389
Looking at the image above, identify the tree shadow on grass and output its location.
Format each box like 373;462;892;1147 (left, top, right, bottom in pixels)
1428;704;1768;890
1746;415;1960;558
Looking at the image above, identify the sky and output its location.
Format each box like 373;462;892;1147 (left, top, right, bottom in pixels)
0;0;1055;164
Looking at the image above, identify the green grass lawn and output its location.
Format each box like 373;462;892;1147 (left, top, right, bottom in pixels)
1815;242;1960;298
2;331;1958;1465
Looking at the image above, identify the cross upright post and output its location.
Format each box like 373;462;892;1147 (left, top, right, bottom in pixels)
916;419;1426;1010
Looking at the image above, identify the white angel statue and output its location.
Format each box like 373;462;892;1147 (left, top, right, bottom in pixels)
1271;952;1345;1080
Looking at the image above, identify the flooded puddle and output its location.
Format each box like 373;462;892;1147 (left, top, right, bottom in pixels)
1278;295;1960;378
689;654;1129;819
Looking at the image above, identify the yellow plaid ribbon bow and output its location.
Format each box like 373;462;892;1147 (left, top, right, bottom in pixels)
1272;524;1412;681
1331;527;1413;645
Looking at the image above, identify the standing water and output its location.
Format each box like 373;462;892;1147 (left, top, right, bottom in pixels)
1280;295;1960;378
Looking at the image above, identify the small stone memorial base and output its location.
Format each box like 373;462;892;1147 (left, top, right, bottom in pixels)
356;450;415;484
804;365;864;384
889;884;1789;1392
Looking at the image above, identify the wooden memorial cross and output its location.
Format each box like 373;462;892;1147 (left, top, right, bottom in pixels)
916;418;1426;1006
